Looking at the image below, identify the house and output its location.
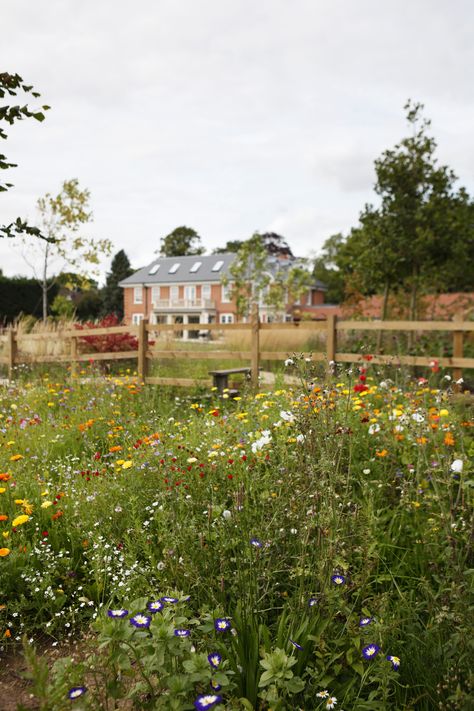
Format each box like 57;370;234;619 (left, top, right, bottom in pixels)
119;252;327;336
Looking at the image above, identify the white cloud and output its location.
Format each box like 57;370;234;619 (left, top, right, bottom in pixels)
1;0;474;283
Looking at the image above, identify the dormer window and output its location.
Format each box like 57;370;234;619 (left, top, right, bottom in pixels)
190;261;202;273
212;260;224;272
168;263;180;274
149;264;160;275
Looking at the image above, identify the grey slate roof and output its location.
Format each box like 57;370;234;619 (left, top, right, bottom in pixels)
119;252;327;290
119;253;237;286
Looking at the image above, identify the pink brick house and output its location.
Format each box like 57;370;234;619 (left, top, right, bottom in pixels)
120;253;326;336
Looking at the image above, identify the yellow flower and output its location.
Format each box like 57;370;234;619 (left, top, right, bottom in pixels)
121;461;133;469
0;548;10;557
0;489;5;494
41;501;53;509
2;532;9;539
10;454;23;462
439;409;449;417
12;514;29;527
21;500;33;514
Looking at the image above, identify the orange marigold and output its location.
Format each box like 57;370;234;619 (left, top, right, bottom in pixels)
444;433;455;446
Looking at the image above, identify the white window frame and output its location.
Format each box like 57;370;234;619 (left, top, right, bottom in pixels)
221;283;232;303
202;284;211;300
220;313;234;324
133;286;143;304
185;285;196;301
170;285;179;302
151;286;161;305
132;313;144;325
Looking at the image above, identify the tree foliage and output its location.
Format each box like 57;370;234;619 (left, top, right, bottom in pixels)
101;249;133;318
22;179;112;321
0;273;59;324
224;232;312;319
0;72;51;240
159;226;204;257
316;102;474;315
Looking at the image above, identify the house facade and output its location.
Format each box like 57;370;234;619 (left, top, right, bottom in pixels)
120;253;326;336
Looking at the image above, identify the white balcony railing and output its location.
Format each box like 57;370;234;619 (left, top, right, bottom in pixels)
152;299;216;310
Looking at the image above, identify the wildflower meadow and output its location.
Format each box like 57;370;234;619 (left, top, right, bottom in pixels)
0;359;472;710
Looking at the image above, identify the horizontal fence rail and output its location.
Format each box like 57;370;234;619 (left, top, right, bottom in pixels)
1;307;473;385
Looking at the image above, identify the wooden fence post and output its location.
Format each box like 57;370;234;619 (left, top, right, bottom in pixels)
452;312;464;384
70;335;77;379
7;328;17;381
251;303;260;389
326;314;337;365
138;318;149;383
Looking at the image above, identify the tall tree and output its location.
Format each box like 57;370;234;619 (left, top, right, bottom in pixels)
325;102;474;323
358;101;471;321
159;226;204;256
101;249;133;318
21;179;112;321
224;232;312;319
0;72;51;240
212;239;245;254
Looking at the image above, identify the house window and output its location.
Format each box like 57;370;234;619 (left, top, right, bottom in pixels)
185;285;196;301
190;261;202;273
151;286;160;304
149;263;160;275
221;283;231;303
212;260;224;272
132;313;143;325
220;313;234;324
202;284;211;300
133;286;143;304
168;263;180;274
170;285;179;301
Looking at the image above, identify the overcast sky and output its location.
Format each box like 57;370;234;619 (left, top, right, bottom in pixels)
2;0;473;283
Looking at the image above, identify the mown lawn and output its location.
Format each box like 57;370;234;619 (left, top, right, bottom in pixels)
0;360;472;710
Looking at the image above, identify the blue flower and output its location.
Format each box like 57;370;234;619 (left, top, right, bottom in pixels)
250;538;263;548
331;574;346;586
130;614;151;629
214;618;231;632
362;644;380;660
67;686;87;699
386;654;400;670
289;638;303;651
210;679;222;691
308;597;318;608
194;694;222;709
107;608;128;618
359;616;373;627
147;600;164;613
208;652;222;669
174;628;191;637
161;596;179;603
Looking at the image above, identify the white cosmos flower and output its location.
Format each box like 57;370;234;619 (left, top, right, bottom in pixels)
451;459;463;473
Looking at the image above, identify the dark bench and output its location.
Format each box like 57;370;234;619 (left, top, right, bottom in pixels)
209;367;252;393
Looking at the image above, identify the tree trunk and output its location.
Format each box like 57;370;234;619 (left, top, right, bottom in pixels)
42;243;49;322
376;281;390;352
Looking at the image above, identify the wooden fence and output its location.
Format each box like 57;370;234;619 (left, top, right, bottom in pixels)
0;306;473;386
